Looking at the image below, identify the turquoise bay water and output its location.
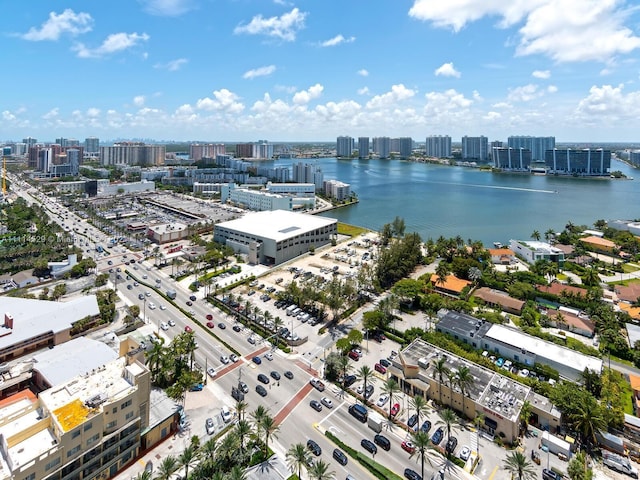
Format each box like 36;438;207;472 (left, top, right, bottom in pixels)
273;158;639;246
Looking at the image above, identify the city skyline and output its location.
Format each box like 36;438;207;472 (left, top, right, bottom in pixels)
2;1;640;142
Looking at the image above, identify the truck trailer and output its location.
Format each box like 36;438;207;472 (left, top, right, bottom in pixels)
541;432;572;459
603;451;638;478
367;411;384;433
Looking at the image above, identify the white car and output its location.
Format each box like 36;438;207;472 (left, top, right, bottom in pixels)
519;369;530;378
221;406;232;423
376;394;389;407
230;354;239;363
159;305;166;310
207;367;217;378
148;303;156;310
321;397;333;409
220;355;230;364
356;385;364;395
168;320;176;327
160;322;169;331
265;352;273;361
459;446;471;461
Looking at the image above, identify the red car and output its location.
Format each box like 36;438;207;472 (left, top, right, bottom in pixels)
374;363;387;374
206;321;215;328
206;314;213;321
401;441;415;454
390;402;400;417
184;326;193;333
348;350;360;361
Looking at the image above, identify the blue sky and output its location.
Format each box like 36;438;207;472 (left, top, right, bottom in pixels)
2;0;640;142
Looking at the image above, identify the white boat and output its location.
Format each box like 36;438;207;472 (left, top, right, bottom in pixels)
493;242;503;248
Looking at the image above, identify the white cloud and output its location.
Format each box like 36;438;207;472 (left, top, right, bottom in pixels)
357;69;369;77
547;85;558;93
532;70;551;79
409;0;640;63
234;8;307;42
357;87;370;95
133;96;146;107
492;102;512;108
484;111;501;120
196;89;245;114
507;84;543;102
2;111;16;121
86;108;101;117
140;0;195;16
21;9;93;41
366;84;416;109
73;32;150;58
575;84;640;121
42;108;59;120
243;65;277;80
434;62;461;78
275;84;297;94
154;58;188;71
320;34;355;47
293;84;324;104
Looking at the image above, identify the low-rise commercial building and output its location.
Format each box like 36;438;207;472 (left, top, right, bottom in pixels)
390;339;561;443
509;240;565;266
214;210;337;265
146;223;188;244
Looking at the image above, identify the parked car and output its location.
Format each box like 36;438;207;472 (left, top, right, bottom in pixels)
420;420;432;433
459;446;471;461
190;383;203;391
407;414;418;428
401;441;416;454
431;427;444;445
205;417;215;435
221;406;232;423
364;385;374;399
445;436;458;454
374;363;387;374
390;403;400;417
379;358;391;368
348;350;360;361
542;469;562;480
376;394;389;407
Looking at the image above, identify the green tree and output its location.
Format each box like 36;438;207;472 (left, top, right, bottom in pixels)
567;451;593;480
502;451;536;480
409;430;434;480
433;357;449;404
437;408;459;452
356;365;375;405
177;444;198;480
286;442;311;480
307;459;335;480
153;455;178;480
569;395;606;448
531;230;541;241
408;394;430;429
454;365;474;416
519;401;532;437
260;414;280;457
381;378;400;419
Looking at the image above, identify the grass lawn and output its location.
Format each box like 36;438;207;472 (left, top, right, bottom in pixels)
623;264;640;273
337;222;370;237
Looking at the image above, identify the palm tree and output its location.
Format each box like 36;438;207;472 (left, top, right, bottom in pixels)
235;399;248;421
519;401;532;437
154;455;178;480
502;451;536;480
435;262;450;289
437;408;459;453
569;395;606;449
177;444;198;480
410;430;434;480
227;465;247;480
133;472;152;480
356;365;375;405
433;357;449;405
235;419;252;454
260;414;280;458
286;442;311;480
307;459;336;480
473;413;485;456
145;340;166;383
381;378;400;419
409;394;430;428
336;355;351;396
531;230;541;241
455;365;474;417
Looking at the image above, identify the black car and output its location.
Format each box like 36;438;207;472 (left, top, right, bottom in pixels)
189;295;197;301
407;414;418;428
420;420;432;433
404;468;422;480
374;434;391;451
218;322;226;329
360;439;377;455
343;374;357;387
256;385;267;397
431;427;444;445
445;436;458;454
186;300;192;306
231;387;244;401
332;448;348;466
258;374;270;384
310;400;323;412
239;381;249;393
233;324;242;332
284;370;294;380
270;371;281;381
379;358;391;368
307;439;322;456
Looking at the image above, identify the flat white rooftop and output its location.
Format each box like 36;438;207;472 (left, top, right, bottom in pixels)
485;324;602;374
0;296;99;351
216;210;337;242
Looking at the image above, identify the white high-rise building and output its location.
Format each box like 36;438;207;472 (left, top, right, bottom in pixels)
373;137;391;159
84;136;100;153
461;136;488;162
336;136;354;157
425;135;452;158
507;136;555;161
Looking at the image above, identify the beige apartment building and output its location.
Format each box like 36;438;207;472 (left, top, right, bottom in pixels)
0;356;150;480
